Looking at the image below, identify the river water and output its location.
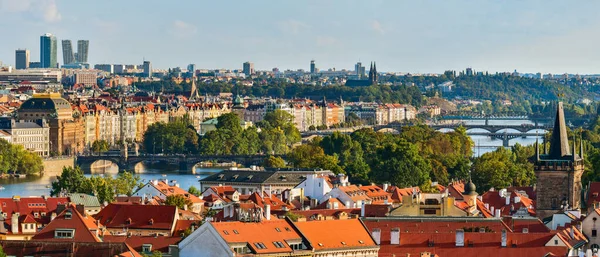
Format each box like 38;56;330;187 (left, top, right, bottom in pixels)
0;163;220;198
437;119;548;157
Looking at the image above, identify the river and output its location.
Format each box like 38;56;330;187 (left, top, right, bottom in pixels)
439;118;548;157
0;163;220;198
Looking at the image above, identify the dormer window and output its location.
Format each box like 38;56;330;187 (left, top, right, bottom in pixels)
142;244;152;253
125;218;132;225
55;229;74;239
64;211;72;220
247;175;253;180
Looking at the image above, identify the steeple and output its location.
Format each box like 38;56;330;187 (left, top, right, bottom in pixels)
189;75;199;101
548;102;570;159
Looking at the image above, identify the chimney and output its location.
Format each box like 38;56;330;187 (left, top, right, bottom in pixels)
345;200;351;208
495;209;501;218
383;183;389;191
327;201;333;210
50;212;57;221
372;228;381;245
384;199;388;205
501;229;507;247
484;203;489;209
310;198;318;209
265;204;271;220
11;214;18;234
390;228;400;245
514;196;521;204
505;195;510;206
455;229;465;247
361;202;366;217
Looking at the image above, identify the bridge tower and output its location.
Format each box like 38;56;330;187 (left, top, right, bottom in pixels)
533;102;584;219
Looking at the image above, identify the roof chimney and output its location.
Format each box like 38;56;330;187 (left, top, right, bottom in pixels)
264;204;271;221
361;202;366;217
391;228;400;245
372;228;381;245
10;214;18;234
501;229;507;247
505;195;510;206
549;102;571;158
495;209;501;218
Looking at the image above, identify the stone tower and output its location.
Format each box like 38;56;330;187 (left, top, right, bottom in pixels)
534;102;584;219
189;75;199;101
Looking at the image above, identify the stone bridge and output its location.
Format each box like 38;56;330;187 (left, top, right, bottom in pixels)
76;154;275;173
430;123;552;133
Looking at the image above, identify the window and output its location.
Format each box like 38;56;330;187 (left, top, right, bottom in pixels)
55;229;74;239
593;229;597;237
554;240;559;245
273;241;285;248
233;230;239;234
285;227;291;232
424;209;437;215
522;228;528;234
142;244;152;253
64;211;71;220
223;230;229;235
275;227;281;232
254;242;267;249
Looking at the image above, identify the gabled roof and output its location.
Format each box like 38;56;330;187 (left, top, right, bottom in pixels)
293;219;377;251
336;185;371;202
0;196;69;231
315;197;346;209
95;203;177;231
482;190;536;217
587;182;600;208
387;186;420;203
69;193;101;208
144;181;203;203
360;185;391;204
33;205;100;242
212;219;302;254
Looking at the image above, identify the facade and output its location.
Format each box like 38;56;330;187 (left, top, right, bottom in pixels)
40;33;57;68
73;71;97;86
0;118;50;156
61;40;75;65
94;203;179;236
0;69;62;83
15;49;30;70
534;102;584;219
0;196;69;241
94;64;114;73
134;180;204;214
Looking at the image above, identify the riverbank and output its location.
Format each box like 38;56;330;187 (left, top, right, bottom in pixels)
42;157;74;175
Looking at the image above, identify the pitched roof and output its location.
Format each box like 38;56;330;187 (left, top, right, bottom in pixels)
69;193;101;207
212;219;303;254
94;203;177;231
387;186;420;203
548;102;572;159
293;219;377;251
337;185;371;202
360;185;391;204
33;205;100;242
0;240;142;257
482;190;536;217
145;181;203;203
104;235;182;254
0;196;69;232
587;182;600;208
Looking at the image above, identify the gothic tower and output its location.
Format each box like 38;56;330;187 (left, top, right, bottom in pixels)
534;102;584;219
368;62;374;83
189;75;199;101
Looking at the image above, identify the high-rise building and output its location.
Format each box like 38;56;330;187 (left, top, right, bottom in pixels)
187;64;196;76
15;49;30;70
76;40;89;63
62;40;75;65
355;62;365;78
243;62;254;76
143;61;152;78
94;64;114;73
40;33;58;68
310;60;316;74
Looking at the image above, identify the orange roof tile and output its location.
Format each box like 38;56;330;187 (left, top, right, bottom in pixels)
293;219;377;251
212;219;302;254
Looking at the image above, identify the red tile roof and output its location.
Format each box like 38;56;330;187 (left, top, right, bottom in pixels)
387;186;420;203
588;182;600;208
293;219;377;251
212;219;303;254
0;197;69;233
149;181;203;204
95;203;177;232
482;190;536;216
360;185;391;204
33;205;100;242
0;240;142;257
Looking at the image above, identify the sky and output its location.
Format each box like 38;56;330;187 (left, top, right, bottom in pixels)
1;0;600;74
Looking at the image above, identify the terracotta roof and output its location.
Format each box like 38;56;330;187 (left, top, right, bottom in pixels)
360;185;391;204
588;182;600;208
104;235;181;254
0;240;142;257
293;219;377;251
337;185;371;202
146;181;203;203
363;218;568;257
33;205;100;242
95;203;177;232
482;190;536;217
315;197;346;209
212;219;303;254
387;186;420;203
0;197;69;233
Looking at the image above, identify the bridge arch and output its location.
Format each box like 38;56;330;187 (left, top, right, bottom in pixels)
376;128;400;134
465;128;492;134
76;156;123;174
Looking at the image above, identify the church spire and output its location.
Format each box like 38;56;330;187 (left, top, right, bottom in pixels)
548;102;571;159
189;75;199;101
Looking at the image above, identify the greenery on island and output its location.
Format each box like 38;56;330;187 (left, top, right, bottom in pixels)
143;117;199;154
164;194;192;210
50;166;142;203
187;186;201;196
0;139;44;175
91;140;110;154
143;111;301;155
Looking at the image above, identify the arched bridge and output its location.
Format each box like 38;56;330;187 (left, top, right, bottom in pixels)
431;123;552;133
76;154;275;173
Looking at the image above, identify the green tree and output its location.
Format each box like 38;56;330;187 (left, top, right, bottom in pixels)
287;144;344;174
51;166;86;196
0;244;7;257
188;186;201;196
471;147;535;192
165;194;192;210
114;171;141;196
263;156;286;168
372;141;431;188
91;140;110;154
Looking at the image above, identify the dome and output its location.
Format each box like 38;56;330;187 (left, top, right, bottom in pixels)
463;180;477;196
18;93;73;120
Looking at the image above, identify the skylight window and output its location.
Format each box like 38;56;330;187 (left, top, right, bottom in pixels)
254;242;267;249
233;230;239;234
223;230;229;235
273;241;285;248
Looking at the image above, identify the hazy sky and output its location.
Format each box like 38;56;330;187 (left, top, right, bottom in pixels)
1;0;600;74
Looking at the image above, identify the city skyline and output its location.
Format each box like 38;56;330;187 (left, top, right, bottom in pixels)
2;1;600;74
